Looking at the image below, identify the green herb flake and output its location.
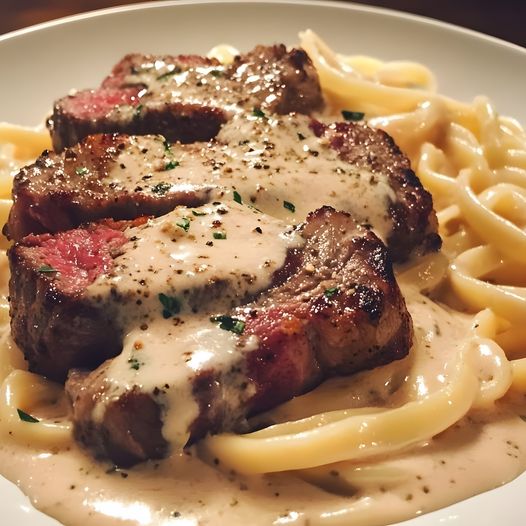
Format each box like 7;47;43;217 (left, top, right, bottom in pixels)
252;108;266;118
151;182;172;195
163;139;172;153
209;69;224;78
341;110;365;121
210;315;246;335
134;104;144;117
17;408;39;423
38;264;58;274
283;200;296;213
128;357;142;371
75;167;89;176
324;287;339;298
176;217;191;232
156;67;182;81
192;210;207;217
158;293;181;319
165;160;180;171
233;190;242;204
213;231;227;240
297;132;306;140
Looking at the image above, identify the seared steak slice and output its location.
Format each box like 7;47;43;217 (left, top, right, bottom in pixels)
7;115;440;261
8;218;145;381
66;206;412;466
309;120;440;261
48;45;324;151
6;134;212;241
10;201;304;381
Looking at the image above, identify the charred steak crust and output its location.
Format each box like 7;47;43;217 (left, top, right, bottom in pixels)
8;218;145;381
65;207;412;466
6;120;440;262
48;45;324;151
309;120;441;261
5;134;212;241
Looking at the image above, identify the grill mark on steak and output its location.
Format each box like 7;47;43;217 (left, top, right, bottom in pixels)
48;45;324;151
6;115;440;261
65;206;412;466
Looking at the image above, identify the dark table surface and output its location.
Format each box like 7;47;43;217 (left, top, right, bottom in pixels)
1;0;525;48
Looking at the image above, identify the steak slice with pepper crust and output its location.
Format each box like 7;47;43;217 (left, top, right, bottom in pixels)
65;206;412;466
48;45;324;151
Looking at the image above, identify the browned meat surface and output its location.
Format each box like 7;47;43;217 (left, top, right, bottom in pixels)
6;117;440;261
48;45;324;151
309;120;441;261
5;134;212;241
8;218;146;381
66;206;412;466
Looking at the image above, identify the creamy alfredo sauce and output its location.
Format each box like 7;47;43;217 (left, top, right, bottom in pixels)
0;289;526;526
101;113;395;243
86;200;303;447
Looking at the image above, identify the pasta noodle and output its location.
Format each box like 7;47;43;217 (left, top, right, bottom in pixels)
199;30;526;489
0;29;526;526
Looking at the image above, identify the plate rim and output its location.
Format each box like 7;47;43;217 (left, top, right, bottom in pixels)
0;2;525;526
1;0;525;56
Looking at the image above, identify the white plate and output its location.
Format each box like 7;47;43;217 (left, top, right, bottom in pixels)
0;1;525;525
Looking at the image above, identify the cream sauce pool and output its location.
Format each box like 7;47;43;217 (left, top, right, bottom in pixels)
1;288;526;526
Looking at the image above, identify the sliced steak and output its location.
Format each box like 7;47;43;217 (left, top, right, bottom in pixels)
48;45;324;151
65;206;412;466
7;114;440;260
9;201;305;381
8;218;146;381
309;120;441;261
5;134;213;241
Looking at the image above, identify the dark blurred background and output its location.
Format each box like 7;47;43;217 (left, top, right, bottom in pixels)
1;0;525;48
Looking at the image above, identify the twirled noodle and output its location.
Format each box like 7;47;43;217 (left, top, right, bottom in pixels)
0;370;72;447
200;32;526;483
0;30;526;524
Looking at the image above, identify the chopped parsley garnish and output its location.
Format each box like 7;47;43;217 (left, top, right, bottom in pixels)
75;167;89;176
324;287;339;298
163;139;172;153
233;190;242;204
151;182;172;195
210;315;246;335
158;293;181;319
192;210;207;216
176;217;190;232
209;69;224;78
283;200;296;213
213;231;227;240
17;409;39;423
297;132;306;140
134;104;144;117
252;107;266;118
341;110;365;121
128;357;142;371
156;67;182;81
165;160;180;171
38;264;58;274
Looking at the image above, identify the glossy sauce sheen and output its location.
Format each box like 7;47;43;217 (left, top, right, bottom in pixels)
1;289;526;526
102;113;395;242
87;201;303;447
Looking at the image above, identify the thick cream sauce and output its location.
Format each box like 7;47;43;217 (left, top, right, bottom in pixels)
1;289;526;526
104;113;395;243
87;201;302;447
